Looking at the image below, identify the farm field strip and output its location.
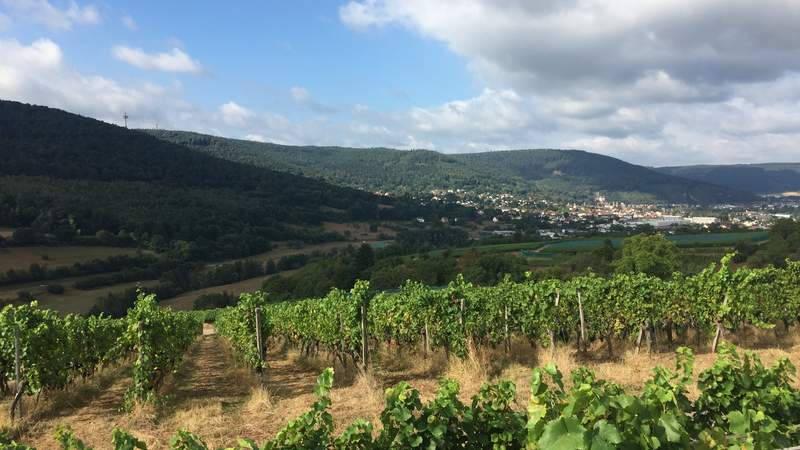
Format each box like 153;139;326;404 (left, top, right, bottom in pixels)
160;269;300;311
0;246;147;273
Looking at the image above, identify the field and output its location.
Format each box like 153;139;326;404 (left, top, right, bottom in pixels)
210;241;359;267
0;276;160;315
322;222;397;241
3;326;800;449
3;258;800;448
540;230;768;253
0;241;360;315
429;241;547;257
424;231;768;267
0;246;146;273
160;270;298;311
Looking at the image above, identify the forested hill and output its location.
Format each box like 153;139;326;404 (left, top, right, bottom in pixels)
0;101;405;259
148;130;494;193
148;130;757;204
656;163;800;195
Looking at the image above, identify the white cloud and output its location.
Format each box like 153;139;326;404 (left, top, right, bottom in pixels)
121;14;137;30
1;0;100;31
289;85;337;114
0;38;179;126
290;86;311;103
410;88;531;134
218;101;253;127
341;0;800;93
112;46;202;73
0;39;316;145
335;0;800;164
3;36;799;167
339;0;404;28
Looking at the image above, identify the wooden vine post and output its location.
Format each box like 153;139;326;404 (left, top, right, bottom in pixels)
338;314;346;369
12;323;23;420
423;320;430;355
459;297;465;329
549;290;560;355
635;322;644;355
254;307;266;386
577;290;587;352
360;297;369;369
504;305;511;354
711;294;728;353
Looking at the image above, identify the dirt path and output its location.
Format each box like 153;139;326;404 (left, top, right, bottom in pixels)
263;350;319;400
166;326;253;413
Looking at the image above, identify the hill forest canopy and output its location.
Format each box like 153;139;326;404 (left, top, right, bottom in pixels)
0;101;439;260
148;129;758;204
657;163;800;194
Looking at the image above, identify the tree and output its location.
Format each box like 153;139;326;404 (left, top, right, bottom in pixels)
614;233;679;279
355;243;375;272
11;227;35;246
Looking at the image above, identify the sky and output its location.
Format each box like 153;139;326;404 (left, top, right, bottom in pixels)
1;0;799;166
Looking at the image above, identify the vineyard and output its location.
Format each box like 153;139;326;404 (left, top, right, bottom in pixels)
257;255;800;365
0;293;200;420
4;346;800;449
2;254;800;448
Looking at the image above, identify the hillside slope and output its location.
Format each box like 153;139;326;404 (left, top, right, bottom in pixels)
0;101;399;259
657;163;800;194
148;130;756;204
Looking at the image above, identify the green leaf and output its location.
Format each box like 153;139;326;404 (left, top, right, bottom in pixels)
537;417;588;450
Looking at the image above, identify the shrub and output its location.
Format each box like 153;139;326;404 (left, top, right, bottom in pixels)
45;284;65;295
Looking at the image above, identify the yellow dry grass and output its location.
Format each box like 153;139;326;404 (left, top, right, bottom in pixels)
4;330;800;448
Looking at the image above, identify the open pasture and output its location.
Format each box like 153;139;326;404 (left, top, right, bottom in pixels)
0;246;145;273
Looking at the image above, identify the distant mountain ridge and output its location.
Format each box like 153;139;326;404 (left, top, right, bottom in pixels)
656;163;800;195
147;130;757;204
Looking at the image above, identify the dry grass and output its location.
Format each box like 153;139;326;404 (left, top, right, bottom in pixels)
329;369;385;434
322;222;396;241
0;246;145;273
6;331;800;448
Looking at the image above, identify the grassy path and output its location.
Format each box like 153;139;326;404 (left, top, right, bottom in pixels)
166;325;253;411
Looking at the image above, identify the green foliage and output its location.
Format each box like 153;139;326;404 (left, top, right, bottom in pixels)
55;425;93;450
216;292;271;371
122;292;200;409
747;218;800;267
0;100;401;260
657;163;800;194
257;254;800;369
614;233;680;279
150;129;757;204
111;428;148;450
0;302;125;395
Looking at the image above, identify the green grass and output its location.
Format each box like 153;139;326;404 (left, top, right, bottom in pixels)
428;241;547;257
542;231;768;253
426;231;769;260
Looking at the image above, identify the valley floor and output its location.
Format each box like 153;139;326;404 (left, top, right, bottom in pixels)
3;327;800;449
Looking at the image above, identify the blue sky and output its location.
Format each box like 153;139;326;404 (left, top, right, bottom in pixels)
1;0;800;165
1;1;475;119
